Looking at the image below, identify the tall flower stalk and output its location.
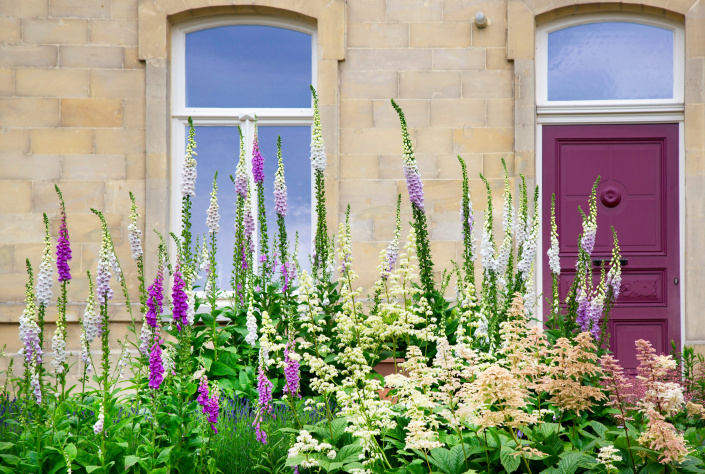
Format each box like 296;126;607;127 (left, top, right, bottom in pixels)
310;86;330;281
391;99;433;295
457;156;475;287
274;136;288;274
252;121;270;283
232;126;249;305
35;214;54;388
206;172;222;361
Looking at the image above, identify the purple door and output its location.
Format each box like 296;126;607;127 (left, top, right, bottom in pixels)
542;124;680;370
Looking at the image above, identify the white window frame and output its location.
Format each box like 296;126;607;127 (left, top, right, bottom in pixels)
534;13;686;350
170;15;317;266
535;12;684;112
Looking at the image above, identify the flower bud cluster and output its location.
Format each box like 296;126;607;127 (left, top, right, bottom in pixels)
310;87;327;173
206;175;220;235
274;140;287;217
37;219;54;305
181;122;197;197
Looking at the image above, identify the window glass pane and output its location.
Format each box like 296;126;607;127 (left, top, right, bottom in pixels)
547;22;673;101
186;25;312;108
189;126;239;289
258;126;312;272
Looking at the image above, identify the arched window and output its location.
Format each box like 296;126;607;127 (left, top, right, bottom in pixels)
536;13;684;107
171;16;316;283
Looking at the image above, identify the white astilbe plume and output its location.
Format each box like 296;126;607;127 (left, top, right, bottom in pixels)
297;270;338;395
245;297;258;346
36;221;54;305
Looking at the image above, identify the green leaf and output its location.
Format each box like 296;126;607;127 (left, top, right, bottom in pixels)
124;456;143;471
557;452;583;474
640;463;665;474
0;467;14;474
537;423;560;440
335;444;362;465
210;361;238;377
499;446;521;474
85;466;102;473
239;368;249;386
0;454;19;466
330;417;348;442
149;468;168;474
588;421;608;438
156;446;173;465
285;455;306;467
429;447;452;474
448;444;469;474
187;382;197;396
63;443;77;462
0;443;13;451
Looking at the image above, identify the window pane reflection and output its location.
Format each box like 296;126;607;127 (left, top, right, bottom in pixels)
189;126;239;289
186;25;312;108
547;22;673;101
259;126;312;273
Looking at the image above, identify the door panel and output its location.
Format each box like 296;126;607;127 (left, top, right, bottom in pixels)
542;124;680;370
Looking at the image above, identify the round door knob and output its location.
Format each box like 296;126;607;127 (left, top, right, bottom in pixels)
601;187;621;208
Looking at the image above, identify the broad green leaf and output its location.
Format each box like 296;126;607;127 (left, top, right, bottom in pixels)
640;463;665;474
429;447;452;474
0;467;13;474
149;468;168;474
335;444;362;465
124;456;143;471
156;446;173;465
588;421;608;437
65;443;77;462
0;443;13;451
448;444;469;474
85;466;102;473
557;452;583;474
499;446;521;474
210;361;238;377
537;423;560;439
285;455;306;467
330;417;348;442
0;454;19;466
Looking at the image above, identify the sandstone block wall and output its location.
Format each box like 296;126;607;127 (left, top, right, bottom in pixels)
1;0;704;370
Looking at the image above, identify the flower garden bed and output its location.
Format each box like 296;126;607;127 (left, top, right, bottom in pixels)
1;89;705;474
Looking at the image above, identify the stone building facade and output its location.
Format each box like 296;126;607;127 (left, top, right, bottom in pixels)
1;0;704;373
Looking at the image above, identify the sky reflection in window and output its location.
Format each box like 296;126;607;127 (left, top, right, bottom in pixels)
547;22;673;101
186;25;312;108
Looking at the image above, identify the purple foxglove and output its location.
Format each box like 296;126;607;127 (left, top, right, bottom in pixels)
56;198;72;283
392;99;424;211
172;265;189;331
146;266;164;328
149;334;165;389
93;406;105;435
19;267;42;367
282;340;301;398
252;129;264;184
257;364;273;416
197;375;209;406
235;130;248;199
204;385;220;433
